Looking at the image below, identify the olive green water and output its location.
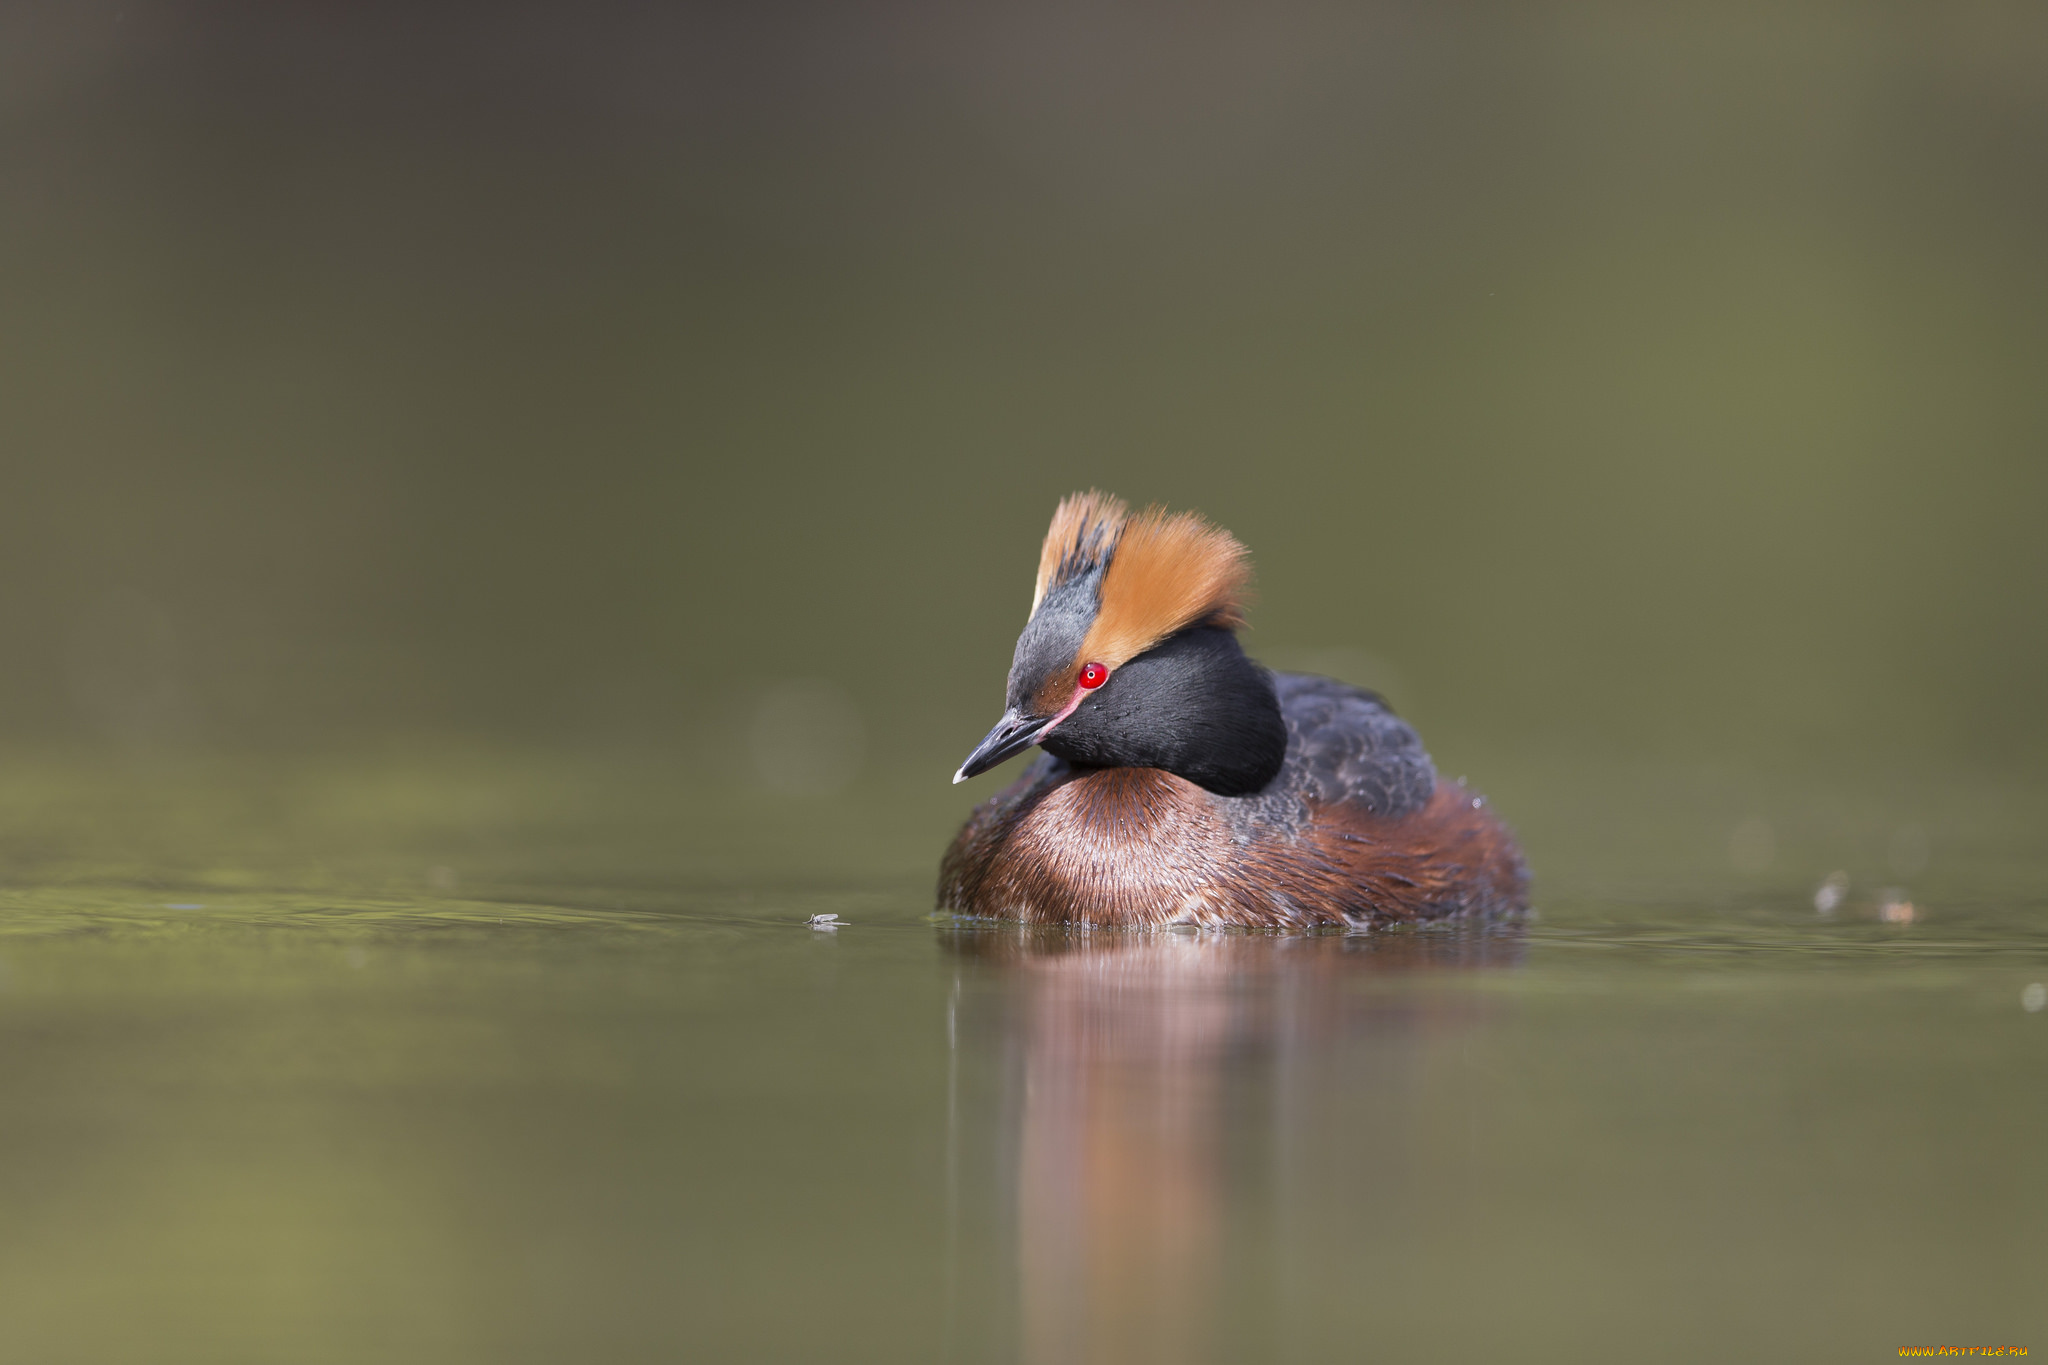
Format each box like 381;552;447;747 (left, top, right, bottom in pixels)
1;756;2042;1363
6;4;2048;1361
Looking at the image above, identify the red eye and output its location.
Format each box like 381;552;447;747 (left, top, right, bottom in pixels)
1078;662;1109;689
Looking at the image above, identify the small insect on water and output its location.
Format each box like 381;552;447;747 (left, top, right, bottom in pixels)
806;914;846;930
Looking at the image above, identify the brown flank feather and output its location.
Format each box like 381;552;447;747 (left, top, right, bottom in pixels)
939;768;1527;929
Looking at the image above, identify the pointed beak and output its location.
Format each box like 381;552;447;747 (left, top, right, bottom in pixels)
953;707;1053;784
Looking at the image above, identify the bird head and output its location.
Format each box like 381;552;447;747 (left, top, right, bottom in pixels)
954;491;1286;796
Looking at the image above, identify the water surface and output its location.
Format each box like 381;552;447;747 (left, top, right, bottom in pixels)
0;757;2042;1363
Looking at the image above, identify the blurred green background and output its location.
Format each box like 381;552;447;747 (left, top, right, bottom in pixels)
4;11;2047;1363
4;0;2044;784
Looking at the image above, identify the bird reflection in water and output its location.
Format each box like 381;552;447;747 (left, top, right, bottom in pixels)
938;923;1523;1365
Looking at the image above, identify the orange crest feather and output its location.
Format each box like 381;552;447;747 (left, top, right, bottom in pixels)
1032;490;1128;616
1080;504;1251;667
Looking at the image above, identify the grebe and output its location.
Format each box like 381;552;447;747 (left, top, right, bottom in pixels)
940;491;1527;929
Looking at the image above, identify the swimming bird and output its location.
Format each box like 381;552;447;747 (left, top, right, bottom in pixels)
940;492;1527;929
